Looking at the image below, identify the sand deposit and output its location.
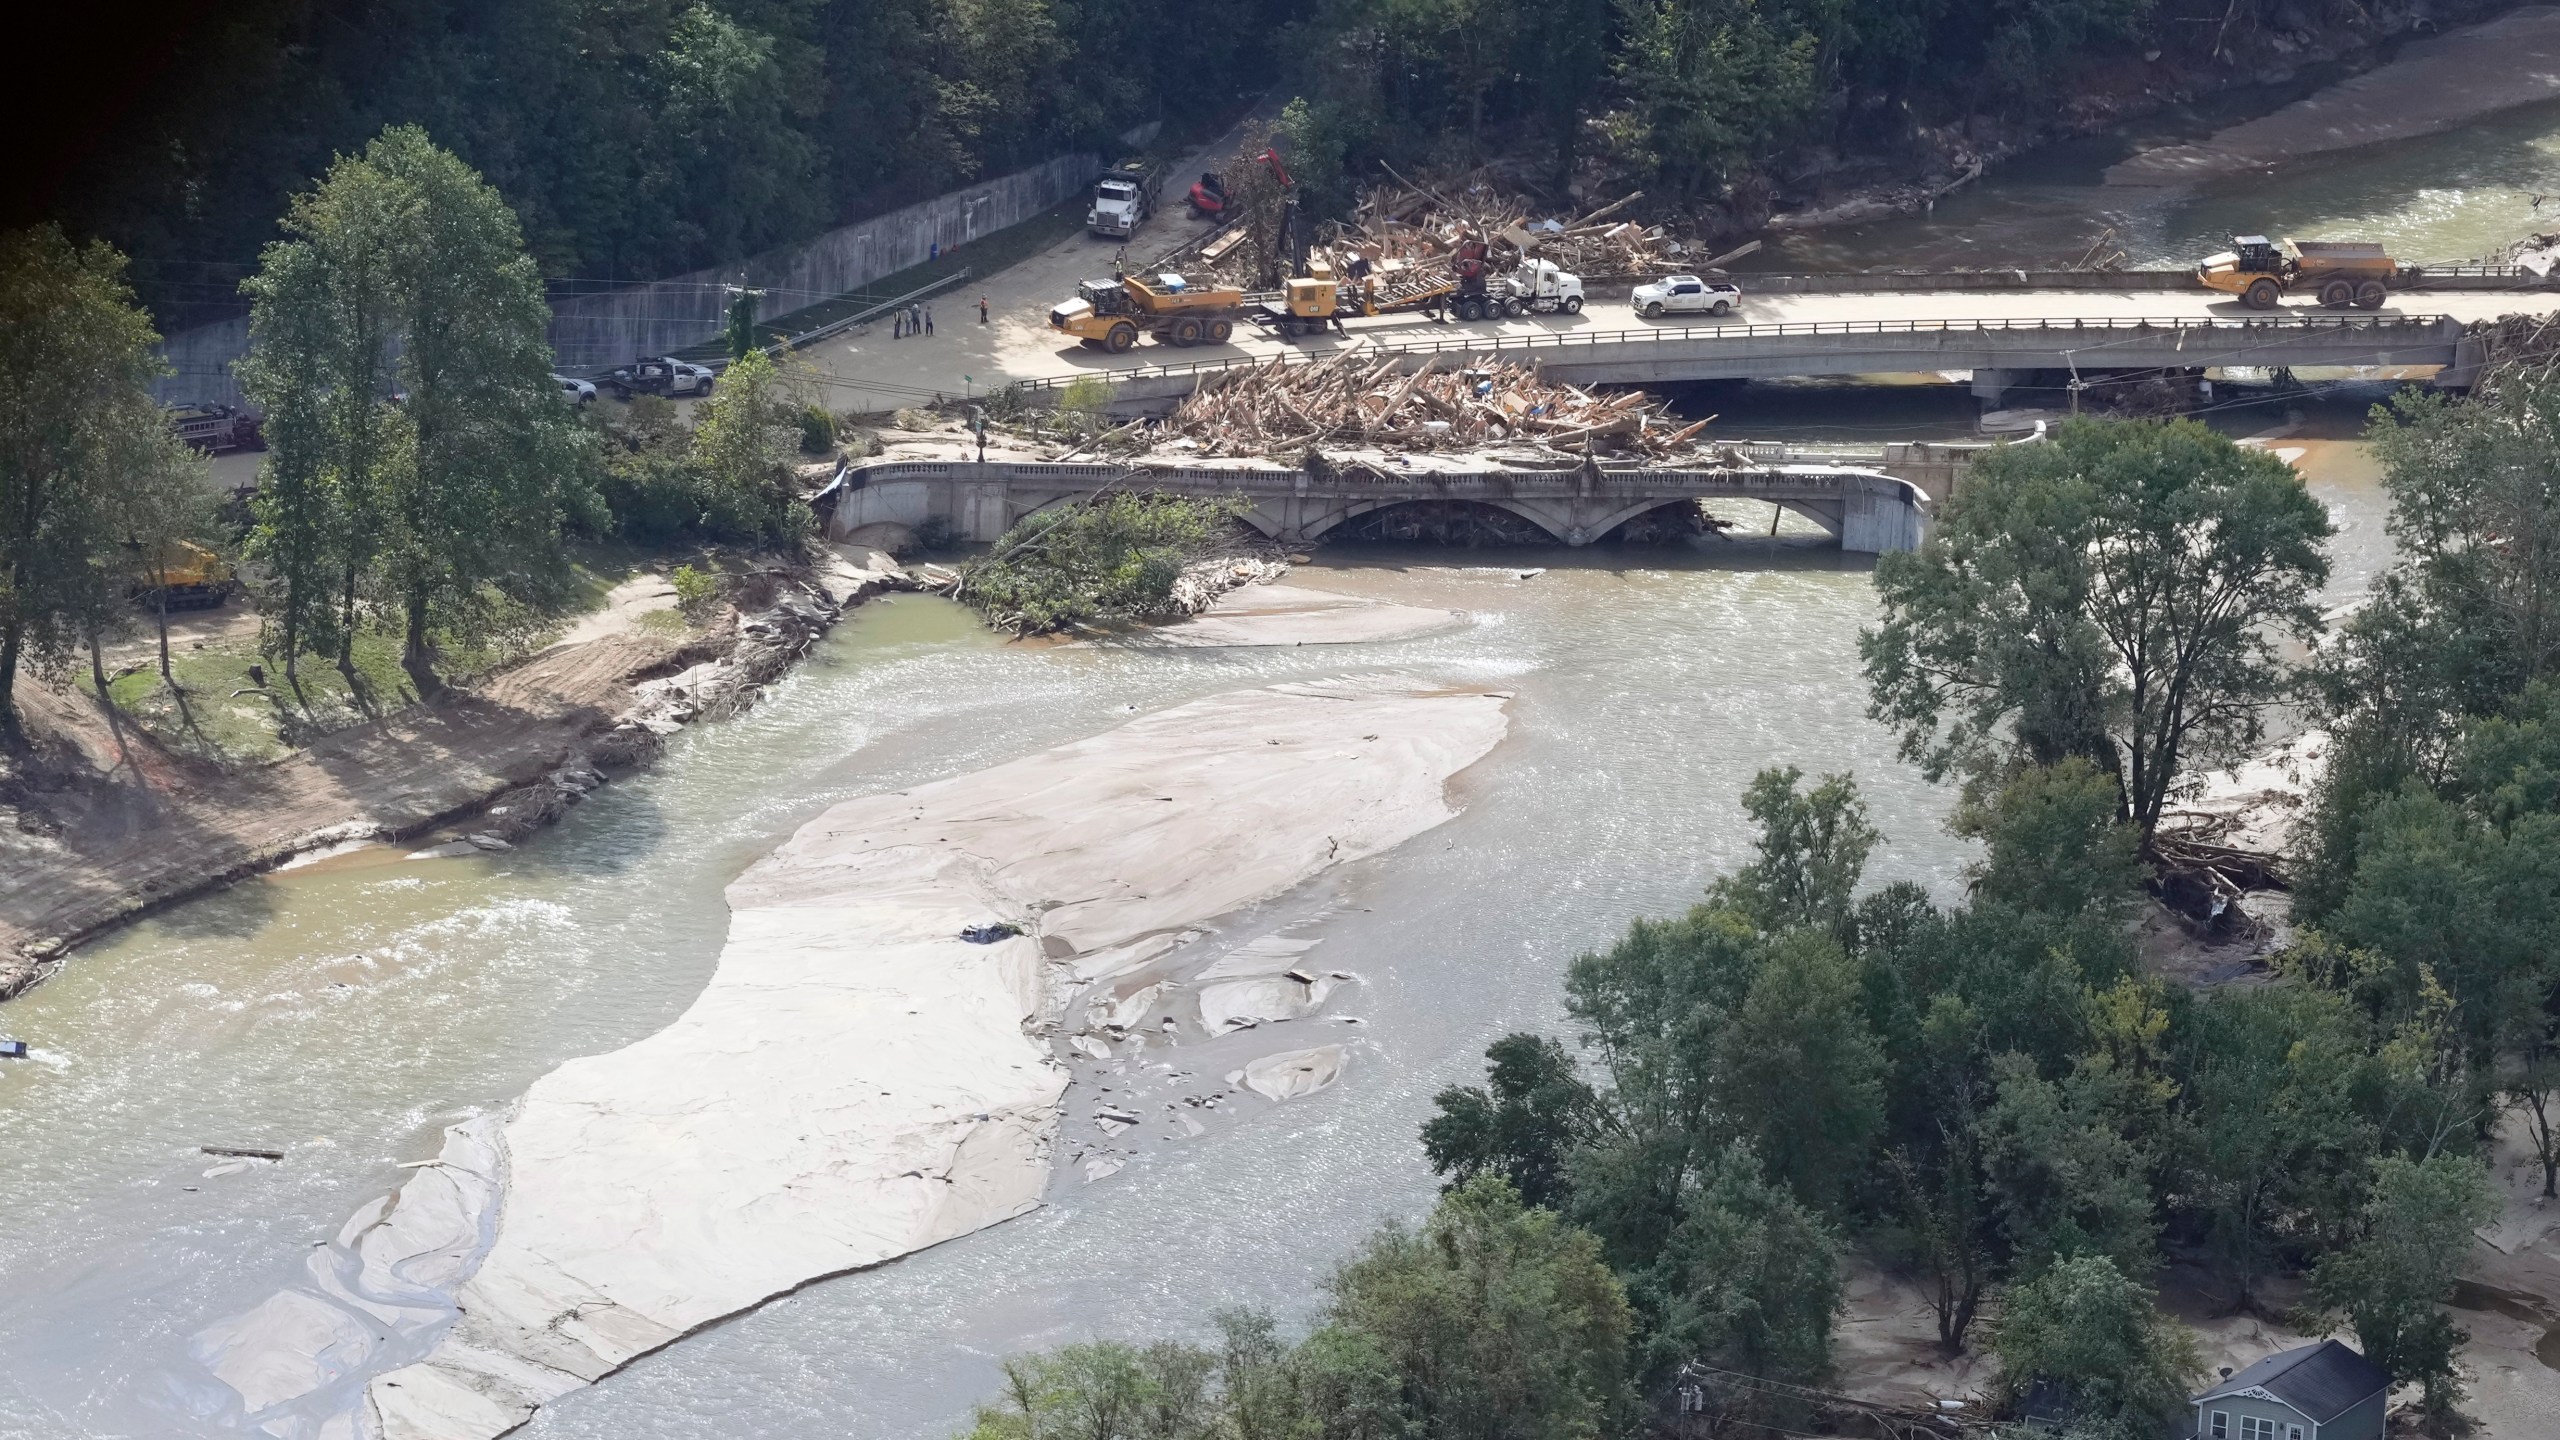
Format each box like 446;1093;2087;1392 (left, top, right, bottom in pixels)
185;680;1507;1439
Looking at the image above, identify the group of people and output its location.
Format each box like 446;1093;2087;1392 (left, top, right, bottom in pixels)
889;295;994;339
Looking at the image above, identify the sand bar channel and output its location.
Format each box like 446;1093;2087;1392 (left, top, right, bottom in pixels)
181;679;1509;1439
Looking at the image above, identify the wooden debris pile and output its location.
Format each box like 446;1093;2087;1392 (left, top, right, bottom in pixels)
1338;169;1693;277
1153;352;1714;457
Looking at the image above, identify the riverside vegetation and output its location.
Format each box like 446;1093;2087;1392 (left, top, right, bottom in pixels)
958;405;2560;1437
2;127;819;762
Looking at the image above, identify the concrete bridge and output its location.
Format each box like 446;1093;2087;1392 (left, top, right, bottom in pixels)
1007;312;2480;410
821;456;1940;553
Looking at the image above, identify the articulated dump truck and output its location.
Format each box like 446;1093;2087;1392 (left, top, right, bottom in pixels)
1049;272;1240;353
2197;235;2417;310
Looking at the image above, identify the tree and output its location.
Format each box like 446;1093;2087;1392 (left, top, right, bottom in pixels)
1326;1178;1634;1440
2171;986;2383;1312
688;347;814;545
1955;758;2145;922
1989;1256;2201;1440
1862;417;2331;845
961;1338;1219;1440
1424;1033;1603;1211
1978;1051;2158;1276
1715;930;1884;1214
370;127;588;693
243;126;587;696
2309;1154;2501;1416
1708;766;1879;936
1635;1143;1842;1384
0;227;171;742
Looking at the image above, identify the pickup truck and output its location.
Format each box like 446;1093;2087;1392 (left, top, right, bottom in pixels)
603;357;716;400
1631;275;1742;319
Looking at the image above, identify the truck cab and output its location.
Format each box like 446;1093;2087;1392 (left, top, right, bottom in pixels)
1088;160;1158;238
1502;260;1585;316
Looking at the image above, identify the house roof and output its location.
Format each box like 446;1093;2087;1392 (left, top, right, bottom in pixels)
2195;1341;2391;1424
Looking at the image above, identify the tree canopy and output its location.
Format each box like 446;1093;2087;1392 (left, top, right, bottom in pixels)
1862;417;2331;844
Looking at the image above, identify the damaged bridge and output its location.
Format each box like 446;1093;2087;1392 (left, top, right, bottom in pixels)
821;454;1945;553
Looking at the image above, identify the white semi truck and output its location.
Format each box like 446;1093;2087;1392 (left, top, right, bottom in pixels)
1088;159;1162;239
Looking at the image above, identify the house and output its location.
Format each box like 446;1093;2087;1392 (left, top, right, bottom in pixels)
2191;1340;2391;1440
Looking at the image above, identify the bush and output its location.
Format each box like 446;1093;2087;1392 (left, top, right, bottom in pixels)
798;403;837;454
956;492;1248;634
671;563;718;619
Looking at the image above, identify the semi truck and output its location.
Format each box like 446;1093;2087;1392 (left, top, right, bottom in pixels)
1250;241;1498;338
1088;159;1161;238
2197;235;2414;310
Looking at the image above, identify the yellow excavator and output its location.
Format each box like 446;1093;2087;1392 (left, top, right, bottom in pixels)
131;540;239;611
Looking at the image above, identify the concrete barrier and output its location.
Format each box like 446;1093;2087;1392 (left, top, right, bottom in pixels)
149;151;1103;406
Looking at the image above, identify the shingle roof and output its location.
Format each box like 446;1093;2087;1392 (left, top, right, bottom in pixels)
2195;1340;2391;1423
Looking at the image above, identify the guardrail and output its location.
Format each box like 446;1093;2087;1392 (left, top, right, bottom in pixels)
1005;311;2462;395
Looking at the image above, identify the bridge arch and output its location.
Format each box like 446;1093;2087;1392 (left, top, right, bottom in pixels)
1007;490;1286;542
1298;496;1568;546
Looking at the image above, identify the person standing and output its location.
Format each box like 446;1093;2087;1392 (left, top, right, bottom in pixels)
924;304;934;336
978;295;989;324
892;309;904;339
910;302;923;335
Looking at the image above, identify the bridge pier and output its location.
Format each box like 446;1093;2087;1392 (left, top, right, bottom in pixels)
1970;368;2024;406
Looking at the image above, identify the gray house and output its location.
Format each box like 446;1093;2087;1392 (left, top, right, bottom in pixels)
2192;1340;2391;1440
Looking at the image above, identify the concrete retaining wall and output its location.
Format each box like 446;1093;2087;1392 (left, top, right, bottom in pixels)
150;151;1103;406
547;151;1101;368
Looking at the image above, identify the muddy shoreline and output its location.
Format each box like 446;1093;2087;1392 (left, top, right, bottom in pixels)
1754;0;2537;243
0;550;908;1003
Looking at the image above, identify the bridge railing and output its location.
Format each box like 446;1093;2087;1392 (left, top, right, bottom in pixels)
1006;311;2461;395
840;456;1909;500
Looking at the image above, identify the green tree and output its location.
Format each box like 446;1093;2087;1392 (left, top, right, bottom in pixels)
687;348;814;545
1716;930;1884;1213
0;227;171;741
371;127;589;692
1602;0;1820;202
1708;766;1879;936
1978;1050;2158;1276
1635;1143;1842;1384
959;492;1251;635
1955;757;2145;922
1862;417;2332;845
1327;1178;1635;1440
1424;1033;1603;1211
244;126;588;696
1989;1255;2201;1440
2308;1154;2501;1416
2171;986;2383;1311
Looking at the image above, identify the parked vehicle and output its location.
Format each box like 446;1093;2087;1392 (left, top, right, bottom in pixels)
1253;240;1497;338
1188;149;1289;218
1089;159;1162;238
554;374;597;407
2195;234;2412;310
1500;260;1585;316
603;357;715;399
131;539;239;611
168;403;265;454
1631;275;1741;318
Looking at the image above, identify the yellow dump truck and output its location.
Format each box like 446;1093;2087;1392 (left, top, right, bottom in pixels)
2198;235;2413;310
1048;273;1241;352
132;540;239;611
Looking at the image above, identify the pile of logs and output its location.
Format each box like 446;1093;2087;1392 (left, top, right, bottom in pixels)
1337;168;1691;277
1154;353;1714;457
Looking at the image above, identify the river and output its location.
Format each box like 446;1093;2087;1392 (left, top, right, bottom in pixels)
0;83;2504;1439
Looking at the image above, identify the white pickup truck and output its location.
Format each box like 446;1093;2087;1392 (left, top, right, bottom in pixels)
1631;275;1742;318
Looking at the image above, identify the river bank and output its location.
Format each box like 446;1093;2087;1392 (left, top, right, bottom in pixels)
182;679;1507;1438
0;547;906;1001
1754;1;2546;245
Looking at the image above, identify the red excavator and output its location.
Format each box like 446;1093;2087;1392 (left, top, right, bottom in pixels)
1188;148;1290;217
